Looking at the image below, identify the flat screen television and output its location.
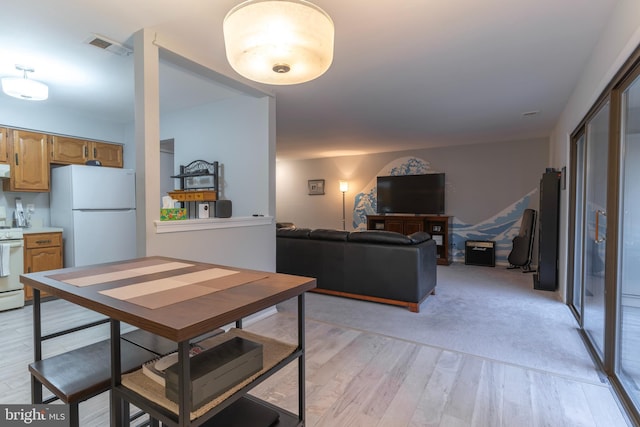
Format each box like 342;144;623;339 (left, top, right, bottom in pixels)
377;173;445;215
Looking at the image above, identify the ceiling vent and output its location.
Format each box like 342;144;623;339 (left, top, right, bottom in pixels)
521;110;540;118
84;34;133;57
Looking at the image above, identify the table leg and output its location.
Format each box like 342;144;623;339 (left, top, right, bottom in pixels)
178;340;190;426
298;293;306;424
31;289;43;404
110;320;125;427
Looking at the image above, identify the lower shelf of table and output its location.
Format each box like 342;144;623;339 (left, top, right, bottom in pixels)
120;328;298;424
200;395;302;427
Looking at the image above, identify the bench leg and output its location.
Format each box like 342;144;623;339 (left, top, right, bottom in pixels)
69;403;79;427
31;376;43;404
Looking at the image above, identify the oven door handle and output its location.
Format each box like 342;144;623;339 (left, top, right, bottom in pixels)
2;240;24;248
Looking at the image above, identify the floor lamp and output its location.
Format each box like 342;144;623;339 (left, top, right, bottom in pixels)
340;181;348;230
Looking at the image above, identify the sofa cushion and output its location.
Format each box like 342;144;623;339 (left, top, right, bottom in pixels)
309;229;350;241
408;231;432;244
347;230;414;245
276;228;311;238
276;222;296;229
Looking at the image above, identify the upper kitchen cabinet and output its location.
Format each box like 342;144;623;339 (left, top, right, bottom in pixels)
3;129;49;192
91;141;122;168
49;135;86;164
50;135;123;168
0;127;8;164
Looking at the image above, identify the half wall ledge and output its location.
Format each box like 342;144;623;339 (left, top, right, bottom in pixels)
154;216;273;234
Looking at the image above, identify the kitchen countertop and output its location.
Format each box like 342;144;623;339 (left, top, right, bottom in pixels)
22;227;64;234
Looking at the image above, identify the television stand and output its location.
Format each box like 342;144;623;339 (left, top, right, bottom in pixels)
366;214;452;265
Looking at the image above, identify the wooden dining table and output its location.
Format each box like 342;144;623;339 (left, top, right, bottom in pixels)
22;256;316;427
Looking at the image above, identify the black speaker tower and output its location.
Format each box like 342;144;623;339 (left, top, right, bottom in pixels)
534;170;561;291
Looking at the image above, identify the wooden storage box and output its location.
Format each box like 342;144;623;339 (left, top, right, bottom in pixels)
168;190;217;202
165;337;263;410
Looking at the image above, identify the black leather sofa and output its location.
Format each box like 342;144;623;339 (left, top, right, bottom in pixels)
276;228;437;312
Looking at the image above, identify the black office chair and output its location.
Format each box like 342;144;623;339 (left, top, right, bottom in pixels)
507;208;537;272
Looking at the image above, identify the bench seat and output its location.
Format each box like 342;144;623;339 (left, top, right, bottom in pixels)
29;338;158;404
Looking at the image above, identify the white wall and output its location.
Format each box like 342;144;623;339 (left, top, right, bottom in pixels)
0;30;276;273
0;101;128;226
134;31;277;272
550;0;640;301
161;96;271;217
146;96;275;271
0;100;127;142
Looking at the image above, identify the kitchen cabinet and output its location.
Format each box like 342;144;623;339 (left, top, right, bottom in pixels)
50;136;123;168
23;232;63;300
0;127;8;164
3;130;49;192
91;141;123;168
49;136;85;165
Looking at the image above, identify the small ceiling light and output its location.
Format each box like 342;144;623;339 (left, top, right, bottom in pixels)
1;65;49;101
223;0;334;85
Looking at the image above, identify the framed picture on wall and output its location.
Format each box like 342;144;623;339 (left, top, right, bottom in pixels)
308;179;325;195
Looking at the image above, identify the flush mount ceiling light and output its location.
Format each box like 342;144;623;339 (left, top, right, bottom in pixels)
223;0;334;85
1;65;49;101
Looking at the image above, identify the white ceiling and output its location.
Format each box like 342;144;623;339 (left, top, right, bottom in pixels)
0;0;619;160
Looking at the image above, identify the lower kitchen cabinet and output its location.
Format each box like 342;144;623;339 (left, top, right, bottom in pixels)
24;232;63;300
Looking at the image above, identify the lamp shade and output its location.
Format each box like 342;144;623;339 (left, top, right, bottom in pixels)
1;76;48;101
339;180;348;192
223;0;334;85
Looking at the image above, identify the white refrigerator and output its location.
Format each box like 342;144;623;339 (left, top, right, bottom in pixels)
50;165;136;268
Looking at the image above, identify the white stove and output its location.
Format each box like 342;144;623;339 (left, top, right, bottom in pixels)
0;226;24;241
0;226;24;311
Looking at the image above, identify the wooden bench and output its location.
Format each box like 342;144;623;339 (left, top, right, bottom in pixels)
29;290;223;426
29;329;174;427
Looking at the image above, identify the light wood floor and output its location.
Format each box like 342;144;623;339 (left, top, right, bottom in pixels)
0;298;631;427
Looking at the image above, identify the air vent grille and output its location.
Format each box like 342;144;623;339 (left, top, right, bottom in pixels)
84;34;133;57
522;110;540;117
88;38;112;50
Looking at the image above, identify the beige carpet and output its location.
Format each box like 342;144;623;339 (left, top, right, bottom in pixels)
278;263;602;384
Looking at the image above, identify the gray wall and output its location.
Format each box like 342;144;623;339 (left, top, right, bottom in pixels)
277;136;548;264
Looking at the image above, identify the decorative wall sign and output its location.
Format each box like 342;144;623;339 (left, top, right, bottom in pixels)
308;179;325;195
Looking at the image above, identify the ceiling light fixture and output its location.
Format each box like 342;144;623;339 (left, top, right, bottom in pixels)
223;0;334;85
1;65;49;101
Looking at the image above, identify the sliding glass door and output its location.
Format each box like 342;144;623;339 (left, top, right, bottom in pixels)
576;102;610;358
571;133;586;319
568;42;640;425
616;71;640;409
